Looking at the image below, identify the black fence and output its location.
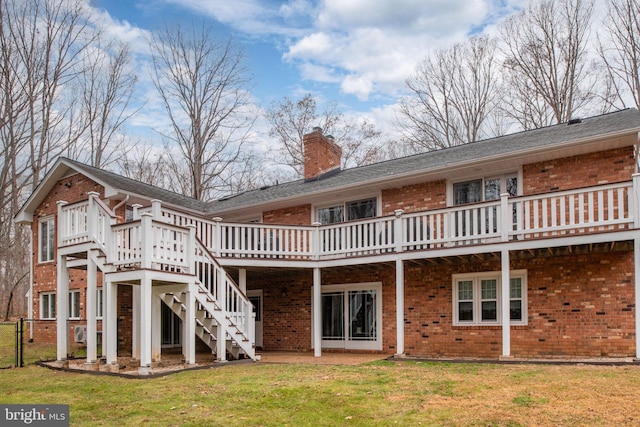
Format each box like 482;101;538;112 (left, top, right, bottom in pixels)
0;319;24;368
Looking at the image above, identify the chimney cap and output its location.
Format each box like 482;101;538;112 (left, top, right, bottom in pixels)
312;126;323;133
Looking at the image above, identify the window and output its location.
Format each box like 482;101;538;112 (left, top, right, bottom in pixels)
452;271;527;326
39;217;55;262
452;174;518;206
96;288;103;319
451;175;518;236
69;290;81;319
318;197;377;224
41;292;56;320
317;283;382;351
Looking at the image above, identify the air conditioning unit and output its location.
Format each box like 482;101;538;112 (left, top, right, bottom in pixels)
74;325;87;343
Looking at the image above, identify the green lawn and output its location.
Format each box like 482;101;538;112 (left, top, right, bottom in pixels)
2;360;640;426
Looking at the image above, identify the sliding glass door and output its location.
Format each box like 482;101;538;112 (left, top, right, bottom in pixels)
320;283;382;350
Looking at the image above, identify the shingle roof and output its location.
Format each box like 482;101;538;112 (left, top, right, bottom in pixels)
206;108;640;214
61;158;210;212
47;108;640;217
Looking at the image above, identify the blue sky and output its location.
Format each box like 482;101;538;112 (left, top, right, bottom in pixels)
89;0;528;144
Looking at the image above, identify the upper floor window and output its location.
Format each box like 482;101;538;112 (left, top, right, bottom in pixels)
453;174;518;206
318;198;377;224
39;217;55;263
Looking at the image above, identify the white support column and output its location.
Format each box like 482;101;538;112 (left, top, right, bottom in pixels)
216;268;227;362
239;268;247;294
105;280;118;365
131;285;140;361
313;267;322;357
183;283;196;365
100;273;106;357
395;259;405;356
140;213;153;270
501;248;511;358
139;277;152;368
86;251;97;364
56;254;69;362
151;287;162;362
635;238;640;360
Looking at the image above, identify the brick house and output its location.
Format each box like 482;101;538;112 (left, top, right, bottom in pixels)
15;108;640;373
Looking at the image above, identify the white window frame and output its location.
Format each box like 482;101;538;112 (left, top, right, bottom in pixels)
315;194;381;224
448;172;520;206
69;290;81;319
40;292;56;320
38;216;55;263
313;282;383;351
96;288;103;319
452;270;527;326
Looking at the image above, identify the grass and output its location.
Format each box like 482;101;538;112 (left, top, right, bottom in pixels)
1;359;640;426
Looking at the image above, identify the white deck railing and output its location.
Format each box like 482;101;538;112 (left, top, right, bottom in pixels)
59;179;638;263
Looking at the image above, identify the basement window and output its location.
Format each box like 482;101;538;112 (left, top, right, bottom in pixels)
40;292;56;320
69;290;81;319
452;270;527;326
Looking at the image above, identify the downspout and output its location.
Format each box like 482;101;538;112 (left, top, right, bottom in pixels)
112;195;130;216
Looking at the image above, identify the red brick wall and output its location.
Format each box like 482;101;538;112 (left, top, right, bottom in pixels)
249;270;313;351
522;146;635;195
382;180;447;215
403;251;635;358
31;173;105;343
263;205;312;225
303;129;342;179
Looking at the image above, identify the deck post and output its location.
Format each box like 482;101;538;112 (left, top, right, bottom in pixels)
312;222;321;260
216;268;227;362
87;192;99;241
394;210;404;253
184;283;196;365
395;258;405;356
313;267;322;357
213;217;222;257
86;250;97;364
139;276;152;368
140;213;153;269
105;280;117;365
56;253;69;362
131;204;143;220
501;248;511;358
56;198;70;363
131;285;140;360
500;193;510;242
151;286;162;362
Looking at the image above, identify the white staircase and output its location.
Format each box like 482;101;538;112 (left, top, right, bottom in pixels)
58;193;256;362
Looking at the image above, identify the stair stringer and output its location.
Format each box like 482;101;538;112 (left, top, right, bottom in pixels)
160;281;255;361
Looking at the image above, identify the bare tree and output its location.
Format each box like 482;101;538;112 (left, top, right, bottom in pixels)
265;93;385;177
150;22;254;201
398;35;501;151
0;0;96;318
68;42;138;168
500;0;597;129
599;0;640;111
117;143;168;188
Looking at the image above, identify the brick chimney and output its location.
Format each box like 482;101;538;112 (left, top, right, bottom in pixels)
303;127;342;180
